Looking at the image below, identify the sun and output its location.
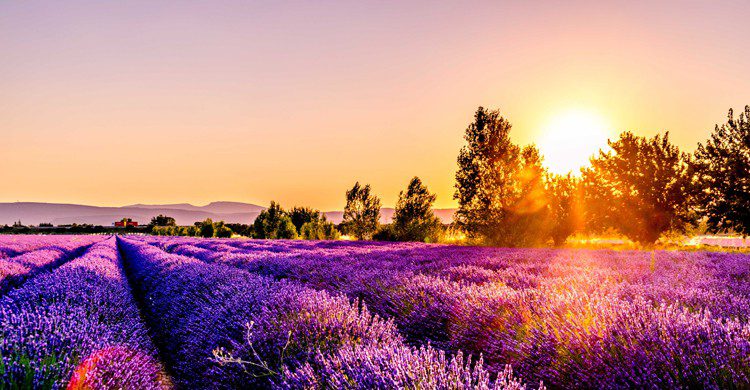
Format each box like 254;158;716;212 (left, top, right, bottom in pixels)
536;109;613;175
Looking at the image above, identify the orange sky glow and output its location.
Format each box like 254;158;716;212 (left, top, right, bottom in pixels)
1;1;749;210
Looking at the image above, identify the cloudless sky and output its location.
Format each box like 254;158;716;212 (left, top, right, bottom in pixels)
1;0;749;210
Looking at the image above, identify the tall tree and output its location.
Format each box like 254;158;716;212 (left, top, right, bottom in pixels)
582;131;694;244
199;218;215;238
392;177;442;242
546;173;581;246
253;202;298;239
694;106;750;236
342;182;381;240
454;107;549;246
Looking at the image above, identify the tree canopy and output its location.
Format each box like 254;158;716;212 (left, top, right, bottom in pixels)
694;106;750;236
582;131;694;244
342;182;381;240
546;173;581;246
392;177;442;242
253;201;298;239
149;214;176;228
454;107;550;246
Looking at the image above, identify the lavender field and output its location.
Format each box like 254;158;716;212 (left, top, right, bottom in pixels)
2;235;750;389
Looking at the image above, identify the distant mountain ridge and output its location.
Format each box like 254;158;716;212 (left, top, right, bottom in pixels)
0;202;455;226
0;202;265;226
125;201;265;214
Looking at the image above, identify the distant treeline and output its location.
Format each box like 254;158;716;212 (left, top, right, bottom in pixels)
0;223;147;235
146;175;446;242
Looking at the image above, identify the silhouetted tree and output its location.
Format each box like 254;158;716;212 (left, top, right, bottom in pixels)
342;182;381;240
149;214;176;228
253;201;298;239
288;206;322;234
694;106;750;236
214;220;233;238
392;177;442;242
226;223;253;237
582;131;694;244
199;218;215;238
454;107;549;246
546;173;581;246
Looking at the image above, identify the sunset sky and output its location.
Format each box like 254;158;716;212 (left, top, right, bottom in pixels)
2;1;749;210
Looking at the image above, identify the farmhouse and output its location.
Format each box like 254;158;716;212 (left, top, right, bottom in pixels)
114;219;139;227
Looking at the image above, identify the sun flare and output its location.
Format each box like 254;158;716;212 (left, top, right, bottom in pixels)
537;109;613;175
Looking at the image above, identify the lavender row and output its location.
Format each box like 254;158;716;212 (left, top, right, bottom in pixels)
148;237;750;322
0;235;106;259
145;237;750;388
0;237;103;295
118;237;532;389
0;238;169;389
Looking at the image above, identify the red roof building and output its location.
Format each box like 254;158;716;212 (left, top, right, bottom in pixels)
114;220;139;227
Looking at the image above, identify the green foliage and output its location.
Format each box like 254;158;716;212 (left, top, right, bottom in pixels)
226;223;253;237
253;202;298;239
582;131;694;244
372;223;399;241
151;220;233;238
546;173;581;246
300;219;340;240
341;182;381;240
391;177;443;242
0;352;61;390
148;214;176;228
186;225;199;237
694;106;750;236
214;221;233;238
453;107;550;247
288;207;321;234
199;218;215;238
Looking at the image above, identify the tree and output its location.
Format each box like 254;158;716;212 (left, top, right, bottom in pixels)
226;223;253;237
453;107;549;246
149;214;176;228
199;218;215;238
214;221;233;238
288;206;322;234
694;106;750;236
582;131;694;244
287;206;339;240
253;201;298;239
300;218;340;240
392;177;443;242
546;173;581;246
342;182;381;240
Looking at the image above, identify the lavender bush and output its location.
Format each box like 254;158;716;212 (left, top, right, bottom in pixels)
0;238;169;389
0;236;103;295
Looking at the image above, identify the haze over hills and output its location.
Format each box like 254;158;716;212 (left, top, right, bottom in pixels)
0;202;455;226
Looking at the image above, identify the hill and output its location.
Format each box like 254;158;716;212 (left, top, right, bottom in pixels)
0;202;455;226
